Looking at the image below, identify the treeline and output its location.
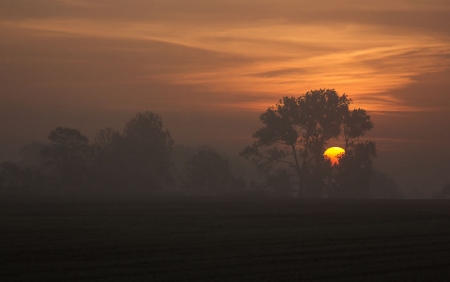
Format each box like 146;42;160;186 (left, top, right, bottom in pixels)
0;90;404;198
0;112;247;195
240;89;402;198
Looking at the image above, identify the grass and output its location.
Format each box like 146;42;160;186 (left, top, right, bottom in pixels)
1;194;450;281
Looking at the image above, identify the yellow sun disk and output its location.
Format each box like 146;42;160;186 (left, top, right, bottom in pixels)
323;147;345;165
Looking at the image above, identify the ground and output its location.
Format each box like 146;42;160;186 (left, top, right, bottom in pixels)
1;194;450;281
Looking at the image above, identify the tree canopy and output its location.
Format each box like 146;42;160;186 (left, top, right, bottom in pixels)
89;111;174;190
241;89;375;197
180;149;245;195
42;127;90;187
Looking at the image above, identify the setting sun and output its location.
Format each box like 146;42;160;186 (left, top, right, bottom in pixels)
324;147;345;165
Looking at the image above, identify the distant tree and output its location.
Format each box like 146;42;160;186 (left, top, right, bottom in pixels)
343;109;374;150
0;162;22;188
0;161;45;190
435;183;450;199
333;141;377;198
94;127;121;153
368;170;402;199
42;127;90;187
90;127;123;187
19;141;46;169
443;184;450;197
241;89;374;197
265;168;293;197
181;149;245;195
120;111;174;190
171;146;197;175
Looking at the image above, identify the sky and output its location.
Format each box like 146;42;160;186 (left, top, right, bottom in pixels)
1;0;450;197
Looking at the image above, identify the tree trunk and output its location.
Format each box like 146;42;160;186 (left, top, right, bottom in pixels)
291;144;303;196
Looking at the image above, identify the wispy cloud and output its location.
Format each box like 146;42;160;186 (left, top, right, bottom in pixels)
2;0;450;114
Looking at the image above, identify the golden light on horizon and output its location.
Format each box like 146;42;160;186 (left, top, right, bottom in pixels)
324;147;345;165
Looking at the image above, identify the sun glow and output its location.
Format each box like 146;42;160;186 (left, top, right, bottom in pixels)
324;147;345;165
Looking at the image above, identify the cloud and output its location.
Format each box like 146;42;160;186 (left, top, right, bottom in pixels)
3;3;450;114
1;1;450;162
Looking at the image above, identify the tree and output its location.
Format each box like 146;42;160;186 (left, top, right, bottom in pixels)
42;127;90;187
343;109;374;150
94;127;121;153
90;127;123;188
241;89;374;197
120;111;174;190
333;141;377;198
0;162;22;188
265;168;293;197
0;161;45;190
368;170;402;199
434;183;450;199
180;149;245;195
19;141;46;169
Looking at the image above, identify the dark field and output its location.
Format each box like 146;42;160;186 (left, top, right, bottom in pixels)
2;195;450;281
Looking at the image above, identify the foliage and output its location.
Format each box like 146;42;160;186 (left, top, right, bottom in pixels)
343;109;374;150
90;112;174;190
120;111;174;190
0;162;22;188
42;127;90;187
181;149;245;195
433;183;450;199
19;141;46;169
442;184;450;197
368;170;402;199
90;127;123;187
3;111;176;192
241;89;375;197
265;169;293;196
332;141;377;198
0;161;45;189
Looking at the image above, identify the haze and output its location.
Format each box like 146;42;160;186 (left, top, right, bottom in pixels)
1;0;450;197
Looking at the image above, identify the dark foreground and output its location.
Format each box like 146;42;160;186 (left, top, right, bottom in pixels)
1;194;450;281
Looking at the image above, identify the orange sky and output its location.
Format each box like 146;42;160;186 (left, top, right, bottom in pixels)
1;0;450;196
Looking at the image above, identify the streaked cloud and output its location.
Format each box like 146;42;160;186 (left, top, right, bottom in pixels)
1;1;450;168
2;1;450;113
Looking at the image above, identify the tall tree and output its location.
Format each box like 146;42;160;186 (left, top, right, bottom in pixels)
91;127;123;188
241;89;374;197
180;149;244;195
343;109;374;150
120;111;174;190
333;141;377;198
42;127;90;187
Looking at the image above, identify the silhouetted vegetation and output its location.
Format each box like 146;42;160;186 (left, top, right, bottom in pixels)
241;89;376;198
0;90;405;199
42;127;91;187
369;170;402;199
180;149;246;195
434;183;450;199
90;112;174;190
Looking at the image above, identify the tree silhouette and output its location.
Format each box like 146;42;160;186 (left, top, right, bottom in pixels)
19;141;46;170
91;127;123;188
265;168;293;197
368;170;402;199
343;109;374;150
181;149;245;195
241;89;374;197
333;141;376;198
434;183;450;199
42;127;90;187
120;111;174;190
0;162;22;188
